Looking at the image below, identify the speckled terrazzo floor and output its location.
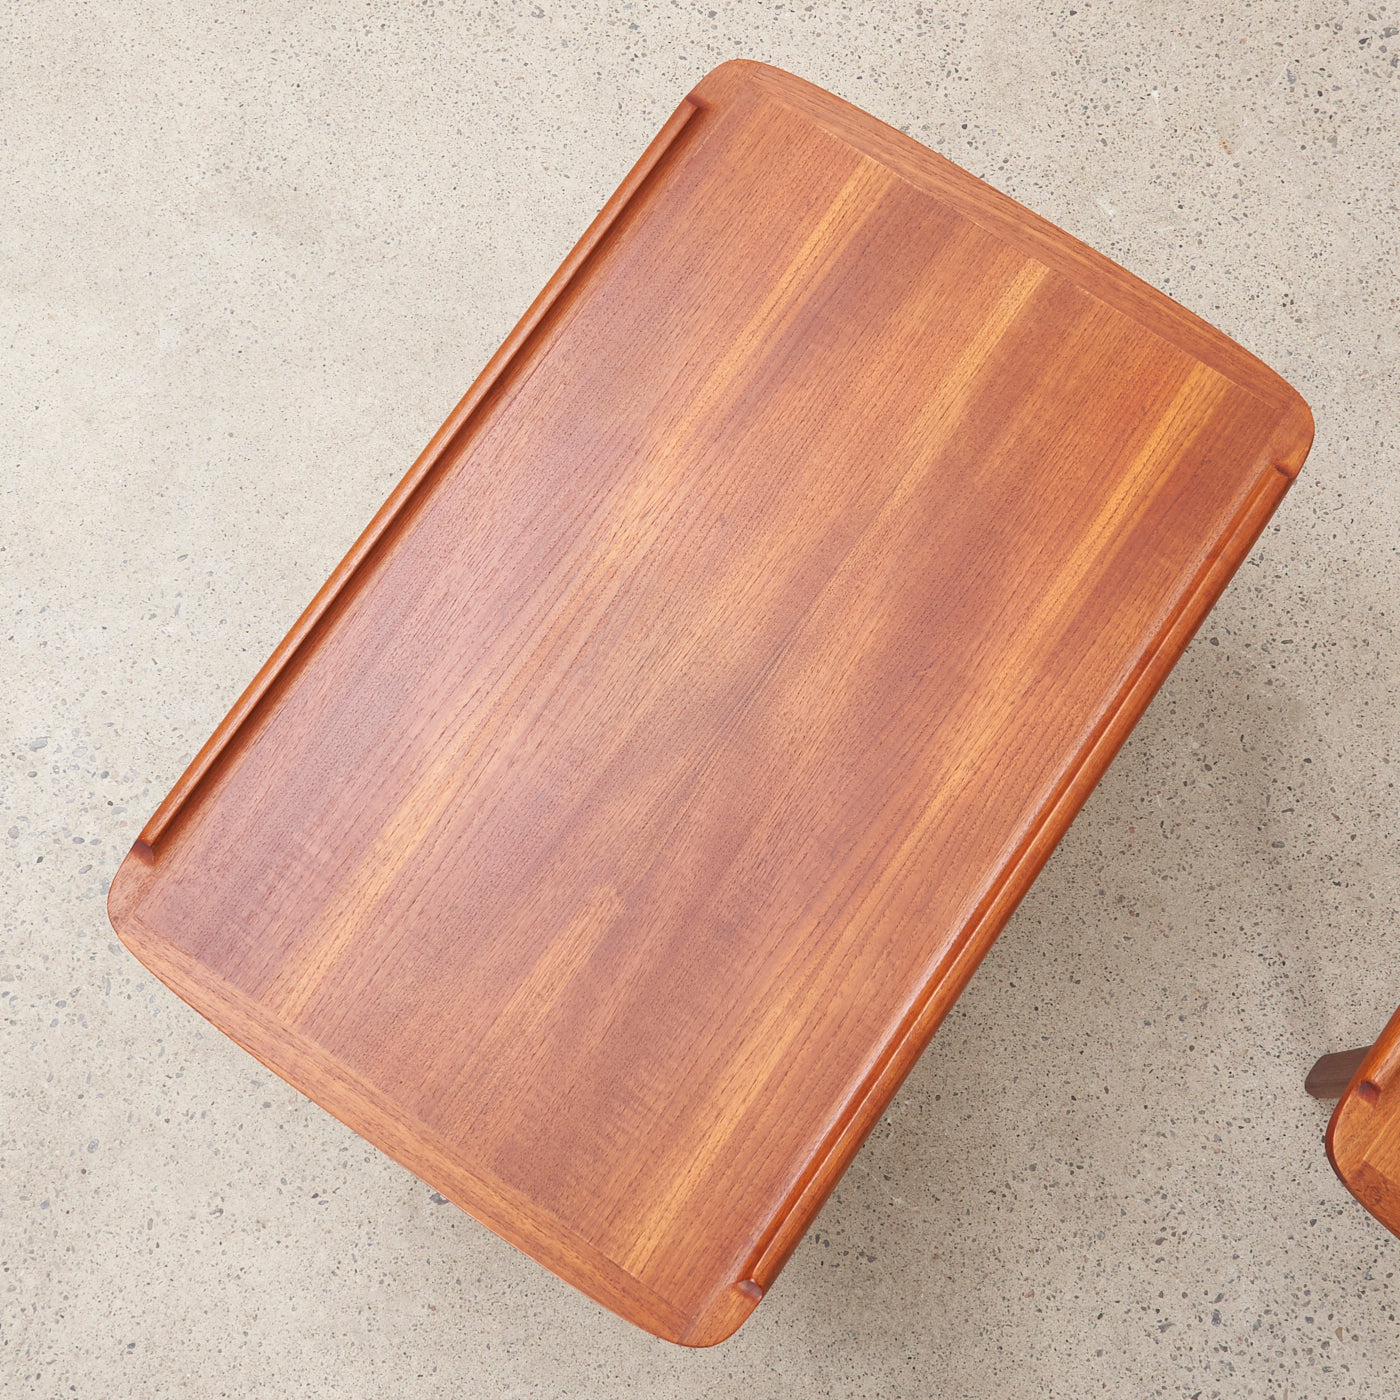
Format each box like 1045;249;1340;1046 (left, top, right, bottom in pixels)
3;2;1399;1396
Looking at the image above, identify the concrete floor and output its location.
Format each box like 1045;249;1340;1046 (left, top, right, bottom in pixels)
3;1;1398;1395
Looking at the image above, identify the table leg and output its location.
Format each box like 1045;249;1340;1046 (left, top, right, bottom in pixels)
1305;1045;1372;1100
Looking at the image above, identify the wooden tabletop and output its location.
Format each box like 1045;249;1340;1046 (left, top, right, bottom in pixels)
108;60;1312;1345
1328;1006;1400;1239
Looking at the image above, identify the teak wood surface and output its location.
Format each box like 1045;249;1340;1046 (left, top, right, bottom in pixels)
108;61;1313;1345
1328;1006;1400;1239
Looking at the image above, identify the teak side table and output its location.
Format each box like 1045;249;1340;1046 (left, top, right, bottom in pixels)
1307;1007;1400;1239
108;61;1314;1345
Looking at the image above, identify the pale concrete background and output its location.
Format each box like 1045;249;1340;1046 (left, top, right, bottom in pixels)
3;1;1398;1395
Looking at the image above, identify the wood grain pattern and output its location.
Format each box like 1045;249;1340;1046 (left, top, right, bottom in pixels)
1327;1006;1400;1239
107;60;1313;1345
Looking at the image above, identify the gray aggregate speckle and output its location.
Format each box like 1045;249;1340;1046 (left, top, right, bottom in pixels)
3;1;1398;1396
